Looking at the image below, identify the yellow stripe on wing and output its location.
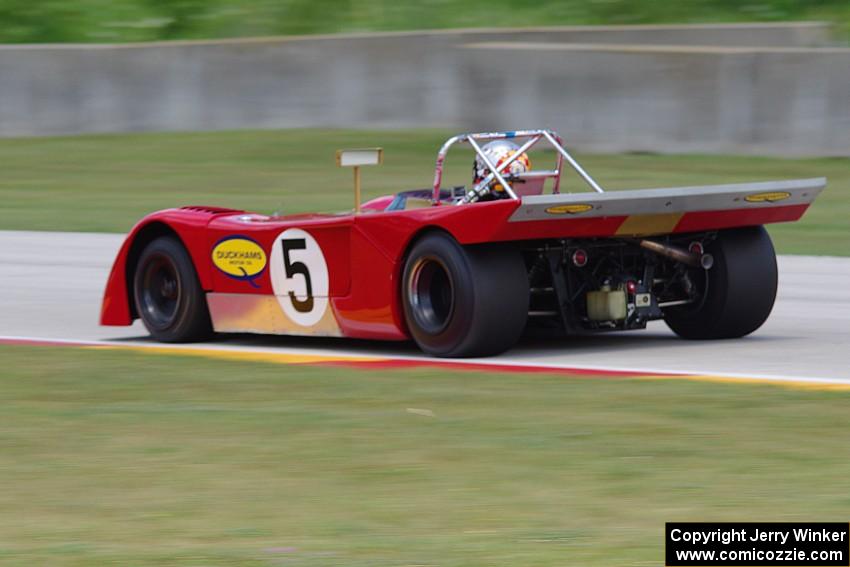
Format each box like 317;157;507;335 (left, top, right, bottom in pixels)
615;213;683;236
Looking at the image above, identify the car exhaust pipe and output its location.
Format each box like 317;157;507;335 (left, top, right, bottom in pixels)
639;239;714;270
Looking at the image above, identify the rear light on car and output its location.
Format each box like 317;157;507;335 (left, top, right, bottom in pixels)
571;249;588;267
626;280;637;294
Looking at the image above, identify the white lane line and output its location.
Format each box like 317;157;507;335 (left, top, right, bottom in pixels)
4;334;850;388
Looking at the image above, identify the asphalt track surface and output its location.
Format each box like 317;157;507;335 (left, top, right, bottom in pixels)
1;230;848;384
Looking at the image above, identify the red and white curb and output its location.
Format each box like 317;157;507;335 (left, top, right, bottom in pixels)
2;335;849;390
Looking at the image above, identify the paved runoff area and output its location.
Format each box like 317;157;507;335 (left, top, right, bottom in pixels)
1;230;848;385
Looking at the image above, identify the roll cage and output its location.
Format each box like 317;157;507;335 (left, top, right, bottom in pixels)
432;129;605;204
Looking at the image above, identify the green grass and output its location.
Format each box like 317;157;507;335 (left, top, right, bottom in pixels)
1;0;849;43
0;129;846;255
1;344;849;565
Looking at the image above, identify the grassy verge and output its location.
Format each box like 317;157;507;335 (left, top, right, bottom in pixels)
1;344;850;565
0;129;846;255
1;0;849;43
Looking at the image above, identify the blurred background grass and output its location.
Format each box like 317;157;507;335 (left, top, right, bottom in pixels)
0;129;845;255
2;344;850;566
0;0;849;43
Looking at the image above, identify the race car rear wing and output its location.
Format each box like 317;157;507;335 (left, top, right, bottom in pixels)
432;131;824;234
510;178;825;222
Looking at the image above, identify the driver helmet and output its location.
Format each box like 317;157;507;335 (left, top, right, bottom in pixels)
472;140;531;195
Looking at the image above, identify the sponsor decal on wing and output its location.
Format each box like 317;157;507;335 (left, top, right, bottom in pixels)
545;203;594;215
745;191;791;203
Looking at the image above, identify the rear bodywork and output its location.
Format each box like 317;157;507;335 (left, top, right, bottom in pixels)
101;130;825;341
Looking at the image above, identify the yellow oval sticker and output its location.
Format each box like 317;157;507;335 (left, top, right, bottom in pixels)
745;191;791;203
212;237;267;285
545;204;594;215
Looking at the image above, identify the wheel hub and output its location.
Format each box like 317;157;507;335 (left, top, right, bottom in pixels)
140;254;181;330
408;256;455;334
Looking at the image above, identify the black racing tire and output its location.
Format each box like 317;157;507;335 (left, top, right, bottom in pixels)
402;232;529;357
133;236;213;343
664;226;777;340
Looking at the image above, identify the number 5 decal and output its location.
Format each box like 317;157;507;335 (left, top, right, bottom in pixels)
270;228;329;327
280;238;314;313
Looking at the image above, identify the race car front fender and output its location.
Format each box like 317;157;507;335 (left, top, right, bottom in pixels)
100;208;233;326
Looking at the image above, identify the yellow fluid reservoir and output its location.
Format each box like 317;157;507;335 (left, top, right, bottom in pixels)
587;287;628;321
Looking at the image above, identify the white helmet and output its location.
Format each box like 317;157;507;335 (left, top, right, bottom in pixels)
472;140;532;195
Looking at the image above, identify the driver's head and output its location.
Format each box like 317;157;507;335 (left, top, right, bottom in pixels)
472;140;531;196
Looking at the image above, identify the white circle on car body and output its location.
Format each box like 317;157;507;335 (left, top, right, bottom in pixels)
270;228;329;327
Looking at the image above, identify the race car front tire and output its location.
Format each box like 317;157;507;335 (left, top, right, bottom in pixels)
402;232;529;357
133;236;213;342
663;225;777;340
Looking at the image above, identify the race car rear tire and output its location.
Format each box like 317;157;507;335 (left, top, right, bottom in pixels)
663;226;777;340
402;232;529;357
133;236;213;342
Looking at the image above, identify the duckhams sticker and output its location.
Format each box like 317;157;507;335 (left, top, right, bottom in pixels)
545;203;594;215
212;236;267;287
745;191;791;203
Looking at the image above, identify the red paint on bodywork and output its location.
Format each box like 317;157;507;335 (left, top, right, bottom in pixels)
674;204;809;233
333;225;406;339
208;214;353;297
361;195;394;212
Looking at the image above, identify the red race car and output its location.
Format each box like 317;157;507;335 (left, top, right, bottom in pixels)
101;130;825;357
